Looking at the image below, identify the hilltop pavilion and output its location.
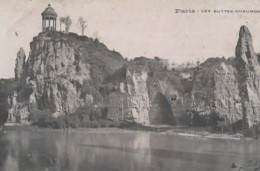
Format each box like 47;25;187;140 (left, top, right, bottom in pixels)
41;4;57;31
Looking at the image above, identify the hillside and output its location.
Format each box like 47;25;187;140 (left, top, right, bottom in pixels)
6;26;260;130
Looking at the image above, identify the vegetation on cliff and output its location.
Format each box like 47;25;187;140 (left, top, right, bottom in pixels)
0;79;16;125
4;25;260;137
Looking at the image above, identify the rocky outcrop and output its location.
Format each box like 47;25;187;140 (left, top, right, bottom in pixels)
190;25;260;128
7;26;260;128
14;48;26;82
190;58;243;124
235;25;260;127
8;32;125;124
107;57;183;125
235;26;257;66
107;66;151;125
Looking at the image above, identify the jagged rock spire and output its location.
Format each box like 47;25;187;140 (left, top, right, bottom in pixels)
15;47;26;81
235;25;258;66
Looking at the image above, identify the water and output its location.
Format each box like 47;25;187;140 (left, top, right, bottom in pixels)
0;128;260;171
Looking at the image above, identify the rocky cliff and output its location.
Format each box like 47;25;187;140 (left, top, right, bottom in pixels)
190;57;242;124
190;25;260;128
14;48;26;82
107;57;183;125
235;26;260;127
7;31;125;124
7;26;260;128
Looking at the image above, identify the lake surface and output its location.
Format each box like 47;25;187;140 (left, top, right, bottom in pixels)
0;128;260;171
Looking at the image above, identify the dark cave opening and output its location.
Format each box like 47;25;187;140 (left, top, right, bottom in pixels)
149;93;175;125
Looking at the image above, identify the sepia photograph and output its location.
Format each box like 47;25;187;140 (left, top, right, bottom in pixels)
1;0;260;170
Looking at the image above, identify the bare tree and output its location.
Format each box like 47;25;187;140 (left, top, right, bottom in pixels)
78;17;87;35
59;17;66;31
60;16;72;33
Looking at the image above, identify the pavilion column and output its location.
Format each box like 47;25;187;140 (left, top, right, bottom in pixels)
44;17;46;31
44;18;46;31
52;18;55;30
50;18;52;30
42;17;44;31
54;19;56;30
48;18;50;30
52;18;54;30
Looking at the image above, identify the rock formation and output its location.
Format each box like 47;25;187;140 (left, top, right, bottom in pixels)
8;32;125;124
190;25;260;128
7;26;260;128
190;58;243;124
235;26;257;66
235;25;260;127
14;48;26;82
107;57;184;125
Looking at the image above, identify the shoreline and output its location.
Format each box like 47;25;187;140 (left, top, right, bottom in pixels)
2;124;253;141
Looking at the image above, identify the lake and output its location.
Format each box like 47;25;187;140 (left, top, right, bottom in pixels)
0;127;260;171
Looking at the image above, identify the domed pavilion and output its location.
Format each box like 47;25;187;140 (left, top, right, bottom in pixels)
41;4;57;31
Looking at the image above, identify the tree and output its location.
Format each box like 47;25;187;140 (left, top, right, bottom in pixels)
60;16;72;33
78;17;87;35
59;17;66;31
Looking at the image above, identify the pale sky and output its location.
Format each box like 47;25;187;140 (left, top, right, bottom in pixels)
1;0;260;78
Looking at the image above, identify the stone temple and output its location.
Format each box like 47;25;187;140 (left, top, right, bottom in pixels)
41;4;57;31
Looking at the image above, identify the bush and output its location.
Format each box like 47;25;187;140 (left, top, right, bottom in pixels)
0;79;16;124
52;116;66;129
66;114;81;128
37;114;54;128
29;107;51;124
191;113;208;127
208;112;221;126
31;104;139;129
178;111;192;125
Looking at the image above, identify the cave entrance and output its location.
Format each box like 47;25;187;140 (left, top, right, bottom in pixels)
149;93;175;125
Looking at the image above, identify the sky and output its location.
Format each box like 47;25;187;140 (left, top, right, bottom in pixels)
1;0;260;78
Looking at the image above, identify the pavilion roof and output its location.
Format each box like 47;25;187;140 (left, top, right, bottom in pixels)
41;4;57;17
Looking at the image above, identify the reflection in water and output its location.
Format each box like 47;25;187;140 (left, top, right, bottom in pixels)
1;129;260;171
0;133;9;170
4;154;19;171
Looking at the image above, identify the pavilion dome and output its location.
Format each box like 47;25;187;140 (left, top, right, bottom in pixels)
41;4;57;17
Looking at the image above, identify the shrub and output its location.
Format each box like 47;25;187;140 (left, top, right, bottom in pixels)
37;114;54;128
32;104;141;129
0;79;16;124
208;112;221;126
66;114;81;128
178;111;192;125
29;107;51;124
52;116;66;129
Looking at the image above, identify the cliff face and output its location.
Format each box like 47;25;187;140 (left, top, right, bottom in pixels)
7;26;260;127
190;25;260;127
107;62;151;125
235;26;260;127
15;48;26;82
108;26;260;127
107;57;184;125
8;32;125;124
190;58;243;123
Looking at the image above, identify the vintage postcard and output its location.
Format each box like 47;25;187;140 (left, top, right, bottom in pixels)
0;0;260;170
